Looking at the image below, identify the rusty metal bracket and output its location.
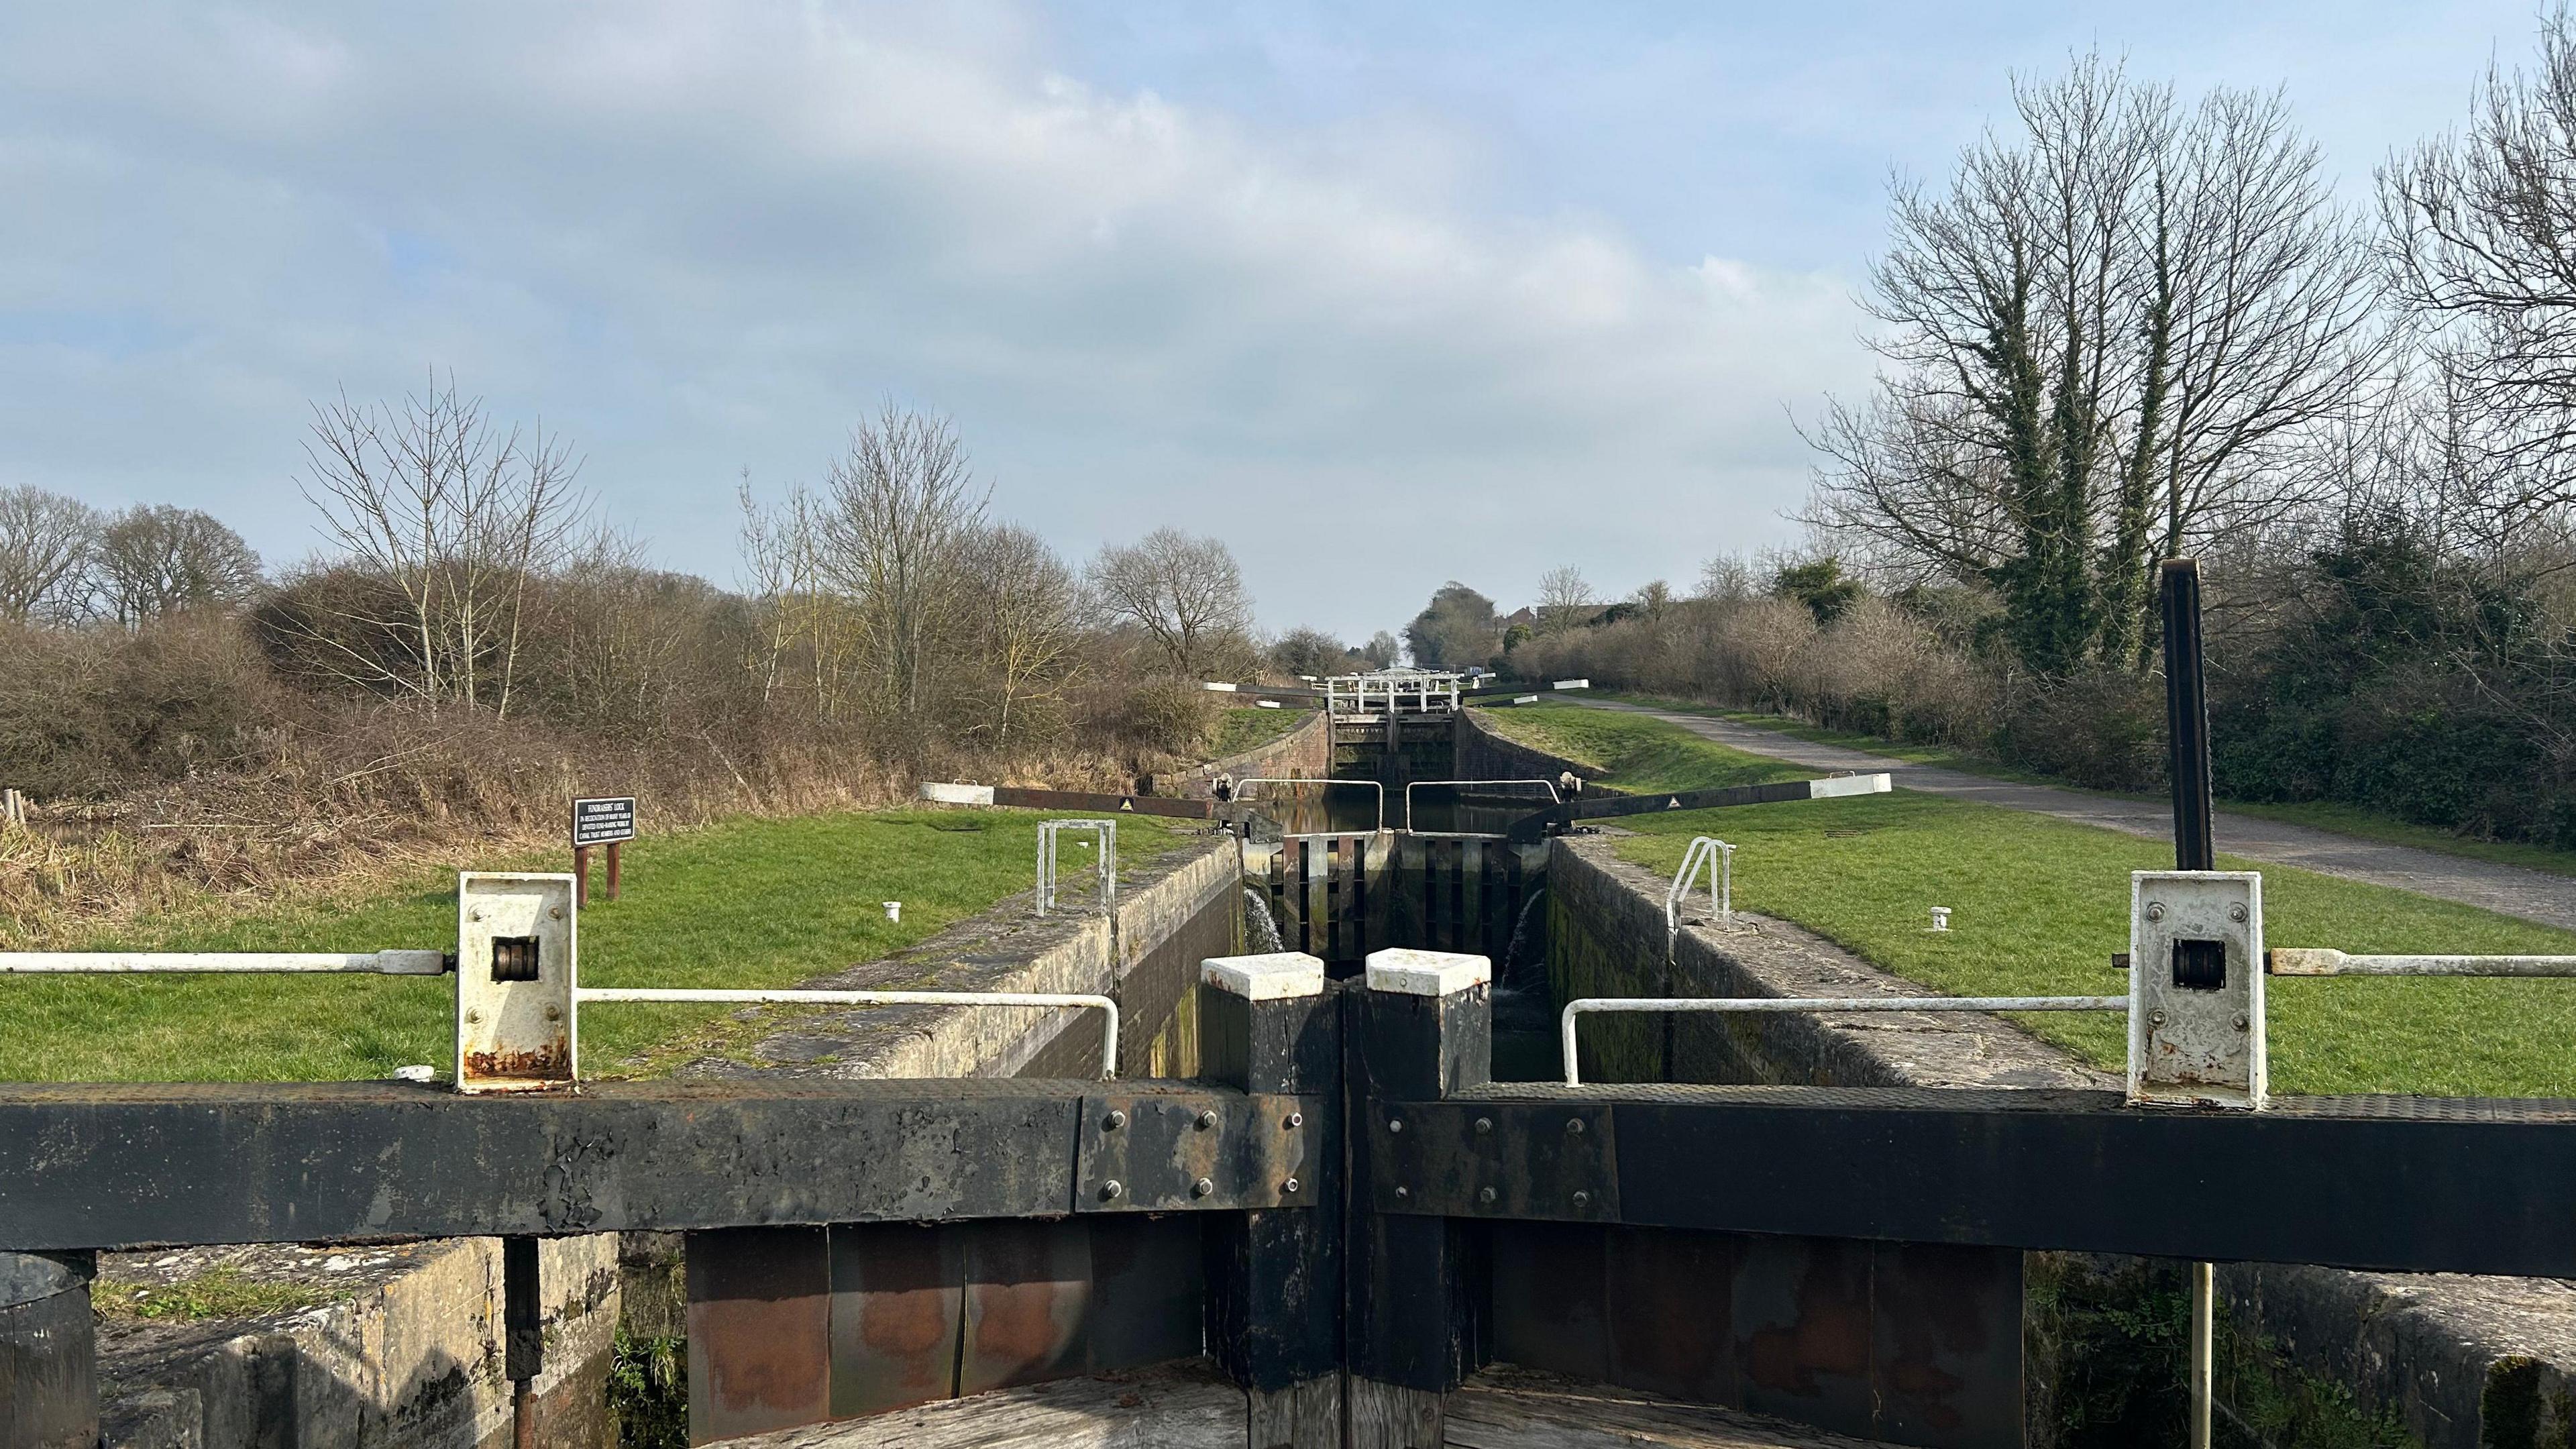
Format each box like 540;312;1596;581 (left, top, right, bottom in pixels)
1368;1099;1619;1221
1075;1091;1322;1212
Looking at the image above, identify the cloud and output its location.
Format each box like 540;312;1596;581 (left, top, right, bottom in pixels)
0;1;1870;634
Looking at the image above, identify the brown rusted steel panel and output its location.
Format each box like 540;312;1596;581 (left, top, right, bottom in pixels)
1489;1222;1609;1383
1870;1242;2023;1449
1604;1226;1741;1405
989;787;1213;819
826;1224;963;1419
1081;1215;1206;1372
958;1219;1093;1395
1732;1234;1876;1440
687;1226;830;1445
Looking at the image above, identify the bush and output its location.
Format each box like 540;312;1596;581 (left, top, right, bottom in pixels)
1997;666;2167;792
1110;679;1216;756
0;615;282;798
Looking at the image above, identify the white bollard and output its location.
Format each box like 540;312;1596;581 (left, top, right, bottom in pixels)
883;902;902;923
1930;907;1952;932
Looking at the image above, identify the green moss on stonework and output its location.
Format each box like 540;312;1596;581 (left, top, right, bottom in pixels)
606;1327;687;1449
2027;1254;2417;1449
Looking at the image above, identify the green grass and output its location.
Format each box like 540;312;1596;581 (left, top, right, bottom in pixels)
1473;699;1810;794
0;809;1181;1083
1595;690;2576;879
93;1267;349;1322
1208;705;1313;759
1482;703;2576;1096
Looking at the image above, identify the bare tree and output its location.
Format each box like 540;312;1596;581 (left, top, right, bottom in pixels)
1535;565;1599;633
959;524;1083;751
95;505;262;627
1810;54;2383;672
295;378;588;716
2383;6;2576;515
1088;527;1254;678
816;405;989;720
739;474;863;718
0;486;101;624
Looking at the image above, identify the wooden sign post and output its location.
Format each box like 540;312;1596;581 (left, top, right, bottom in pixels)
570;797;638;907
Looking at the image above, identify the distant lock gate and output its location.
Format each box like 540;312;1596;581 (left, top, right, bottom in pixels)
13;883;2576;1448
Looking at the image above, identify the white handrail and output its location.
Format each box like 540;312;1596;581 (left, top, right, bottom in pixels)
1558;995;2127;1085
0;950;447;975
1037;818;1118;916
576;987;1122;1077
1666;838;1734;939
1232;777;1385;835
1401;778;1561;839
2269;949;2576;977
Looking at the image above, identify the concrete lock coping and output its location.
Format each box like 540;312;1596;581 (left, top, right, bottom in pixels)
1366;947;1491;997
1201;952;1327;1000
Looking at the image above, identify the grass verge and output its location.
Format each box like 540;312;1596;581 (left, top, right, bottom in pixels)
1208;705;1313;759
1481;702;2576;1097
1593;690;2576;880
0;809;1182;1083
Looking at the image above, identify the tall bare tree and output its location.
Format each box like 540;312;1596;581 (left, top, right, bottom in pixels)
959;524;1083;751
1535;565;1599;633
0;486;101;624
1088;527;1254;678
816;405;989;720
2383;5;2576;521
95;505;263;627
739;475;863;718
1809;54;2383;672
296;378;588;716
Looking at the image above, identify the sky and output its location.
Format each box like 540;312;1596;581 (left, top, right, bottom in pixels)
0;1;2549;640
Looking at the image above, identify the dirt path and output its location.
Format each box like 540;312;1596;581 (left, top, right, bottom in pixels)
1576;699;2576;933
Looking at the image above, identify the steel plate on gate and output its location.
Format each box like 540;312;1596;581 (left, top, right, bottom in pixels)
1370;1100;1619;1220
1074;1091;1320;1212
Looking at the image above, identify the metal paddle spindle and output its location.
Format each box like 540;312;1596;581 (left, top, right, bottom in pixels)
2162;558;2220;1449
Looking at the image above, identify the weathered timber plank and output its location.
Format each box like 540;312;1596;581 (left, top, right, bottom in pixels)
1248;1375;1341;1449
0;1081;1293;1251
1351;1377;1443;1449
707;1359;1246;1448
1444;1365;1899;1449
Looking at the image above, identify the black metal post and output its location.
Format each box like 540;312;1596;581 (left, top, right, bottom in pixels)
1199;954;1342;1448
503;1236;542;1449
2161;559;2216;871
1347;953;1493;1448
2159;557;2221;1449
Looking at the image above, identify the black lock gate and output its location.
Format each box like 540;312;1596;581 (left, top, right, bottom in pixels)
10;950;2576;1449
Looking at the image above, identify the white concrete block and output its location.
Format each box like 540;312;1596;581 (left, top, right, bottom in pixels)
1807;773;1891;798
1201;953;1327;1000
1365;948;1490;996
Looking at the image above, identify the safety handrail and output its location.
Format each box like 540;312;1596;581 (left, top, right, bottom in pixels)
0;951;448;975
1037;818;1118;916
1231;777;1385;836
1666;837;1734;938
1558;994;2127;1085
1401;778;1561;839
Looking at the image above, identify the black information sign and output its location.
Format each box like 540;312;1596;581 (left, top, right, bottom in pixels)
571;797;637;848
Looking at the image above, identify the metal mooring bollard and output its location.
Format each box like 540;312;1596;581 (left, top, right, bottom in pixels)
0;1250;97;1448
